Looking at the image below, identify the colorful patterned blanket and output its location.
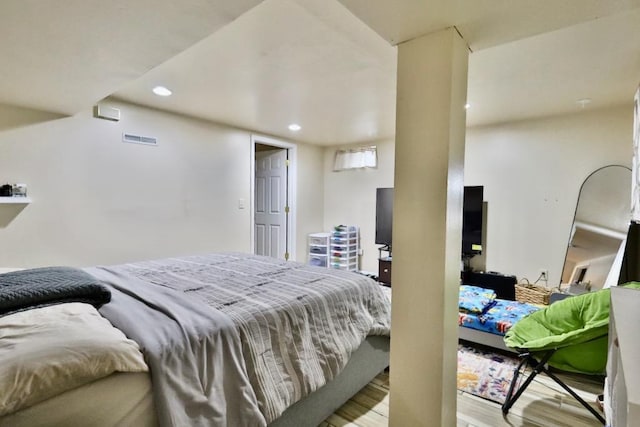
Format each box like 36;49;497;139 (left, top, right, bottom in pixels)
459;298;540;335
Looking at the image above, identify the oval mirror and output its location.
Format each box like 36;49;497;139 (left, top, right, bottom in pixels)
560;165;632;291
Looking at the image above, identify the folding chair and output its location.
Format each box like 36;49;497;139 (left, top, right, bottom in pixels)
501;284;640;424
502;340;607;424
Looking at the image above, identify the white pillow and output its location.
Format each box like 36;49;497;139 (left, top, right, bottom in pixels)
0;302;148;416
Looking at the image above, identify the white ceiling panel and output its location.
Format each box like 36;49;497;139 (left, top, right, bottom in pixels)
338;0;640;49
467;8;640;127
0;0;262;114
113;0;397;145
1;0;640;145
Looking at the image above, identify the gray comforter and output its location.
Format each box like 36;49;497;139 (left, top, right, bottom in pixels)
88;253;391;426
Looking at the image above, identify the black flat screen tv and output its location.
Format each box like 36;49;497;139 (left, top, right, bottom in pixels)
462;186;484;256
375;188;393;248
375;186;484;256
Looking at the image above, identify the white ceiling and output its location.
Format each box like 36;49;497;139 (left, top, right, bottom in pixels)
1;0;639;145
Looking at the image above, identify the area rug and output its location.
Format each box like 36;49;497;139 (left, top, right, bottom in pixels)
457;344;520;404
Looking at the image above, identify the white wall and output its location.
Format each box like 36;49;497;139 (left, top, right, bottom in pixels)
323;139;395;273
323;105;633;284
295;141;326;262
0;101;323;267
2;100;631;278
466;106;633;285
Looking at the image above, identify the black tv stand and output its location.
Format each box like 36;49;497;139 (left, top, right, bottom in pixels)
461;270;517;300
378;246;392;286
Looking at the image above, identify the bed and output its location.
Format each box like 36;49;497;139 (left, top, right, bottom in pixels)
0;253;391;427
458;284;540;352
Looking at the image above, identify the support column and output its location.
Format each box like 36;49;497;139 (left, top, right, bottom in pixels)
389;28;468;426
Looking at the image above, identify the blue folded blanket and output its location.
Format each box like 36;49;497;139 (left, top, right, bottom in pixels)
459;284;497;314
0;266;111;316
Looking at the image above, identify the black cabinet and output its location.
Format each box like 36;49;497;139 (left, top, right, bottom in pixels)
461;270;517;300
379;258;392;286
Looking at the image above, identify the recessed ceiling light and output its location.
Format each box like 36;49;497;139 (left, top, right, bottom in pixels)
152;86;172;97
288;123;301;131
464;103;471;110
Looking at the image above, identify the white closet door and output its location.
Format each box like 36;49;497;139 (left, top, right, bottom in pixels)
255;148;288;259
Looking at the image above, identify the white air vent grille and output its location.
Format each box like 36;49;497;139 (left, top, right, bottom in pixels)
95;105;120;121
123;133;158;146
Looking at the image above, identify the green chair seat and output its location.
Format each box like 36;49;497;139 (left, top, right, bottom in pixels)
505;287;607;374
504;282;640;374
501;282;640;424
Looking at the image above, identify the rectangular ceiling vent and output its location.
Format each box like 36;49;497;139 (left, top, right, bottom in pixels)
122;133;158;146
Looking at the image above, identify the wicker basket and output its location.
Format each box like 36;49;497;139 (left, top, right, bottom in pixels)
515;283;551;305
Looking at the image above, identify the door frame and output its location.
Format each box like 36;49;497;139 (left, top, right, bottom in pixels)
250;134;297;261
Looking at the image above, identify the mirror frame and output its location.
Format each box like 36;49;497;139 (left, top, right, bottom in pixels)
558;164;632;288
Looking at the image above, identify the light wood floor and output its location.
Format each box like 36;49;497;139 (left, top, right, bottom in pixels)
320;369;604;427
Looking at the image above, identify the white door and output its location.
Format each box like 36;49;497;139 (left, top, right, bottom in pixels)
255;148;289;259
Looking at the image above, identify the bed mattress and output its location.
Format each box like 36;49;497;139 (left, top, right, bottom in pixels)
0;372;156;427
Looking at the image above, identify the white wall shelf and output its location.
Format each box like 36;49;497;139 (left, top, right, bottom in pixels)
0;197;31;204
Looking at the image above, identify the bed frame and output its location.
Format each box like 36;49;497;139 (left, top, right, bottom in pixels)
458;325;516;353
457;279;521;354
269;335;390;427
2;336;388;427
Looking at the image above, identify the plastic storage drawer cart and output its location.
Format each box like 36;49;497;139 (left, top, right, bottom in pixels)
330;225;359;271
308;232;331;268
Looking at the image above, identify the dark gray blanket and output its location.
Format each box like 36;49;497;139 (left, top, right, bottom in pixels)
0;266;111;316
87;266;266;427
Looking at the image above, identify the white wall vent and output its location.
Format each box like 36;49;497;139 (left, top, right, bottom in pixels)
123;133;158;146
94;104;120;121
